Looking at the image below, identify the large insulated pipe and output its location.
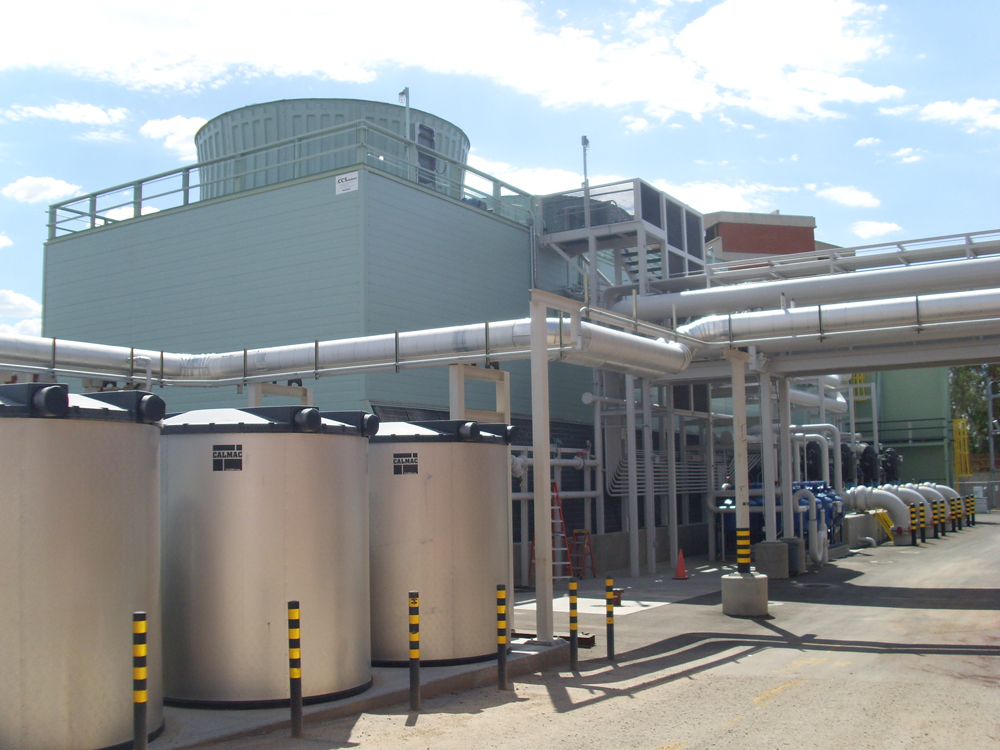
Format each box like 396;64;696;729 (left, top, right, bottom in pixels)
794;424;844;496
929;483;961;501
795;433;830;486
612;255;1000;321
788;387;848;414
913;484;947;509
0;318;695;385
854;487;910;543
676;288;1000;345
794;489;821;565
886;486;931;539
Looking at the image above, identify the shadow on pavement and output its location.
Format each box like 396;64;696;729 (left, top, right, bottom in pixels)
536;620;1000;714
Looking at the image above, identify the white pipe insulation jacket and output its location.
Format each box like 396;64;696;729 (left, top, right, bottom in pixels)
929;483;961;501
794;423;844;496
612;254;1000;321
855;487;911;531
913;485;946;509
676;288;1000;344
795;433;831;486
787;388;849;414
885;486;931;529
794;488;822;565
0;318;695;385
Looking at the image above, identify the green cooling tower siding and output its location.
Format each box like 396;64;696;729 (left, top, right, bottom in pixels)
43;171;368;413
43;167;593;422
362;171;532;414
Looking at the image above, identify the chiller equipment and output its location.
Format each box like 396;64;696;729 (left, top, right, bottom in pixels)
160;406;378;706
0;383;166;750
367;420;513;665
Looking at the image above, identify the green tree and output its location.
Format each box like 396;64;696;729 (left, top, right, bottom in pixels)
950;364;1000;455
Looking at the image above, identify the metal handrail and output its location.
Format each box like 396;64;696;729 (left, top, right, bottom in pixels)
48;119;533;238
703;229;1000;286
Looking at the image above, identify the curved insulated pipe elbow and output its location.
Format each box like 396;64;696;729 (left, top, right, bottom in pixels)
860;488;911;532
929;483;961;501
885;486;931;530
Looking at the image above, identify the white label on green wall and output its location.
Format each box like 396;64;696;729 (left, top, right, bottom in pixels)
336;171;359;195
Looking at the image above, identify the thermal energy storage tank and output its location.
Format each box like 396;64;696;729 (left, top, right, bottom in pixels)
160;406;378;706
0;384;166;750
368;420;513;665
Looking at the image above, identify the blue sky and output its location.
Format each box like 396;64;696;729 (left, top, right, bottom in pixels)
1;0;998;336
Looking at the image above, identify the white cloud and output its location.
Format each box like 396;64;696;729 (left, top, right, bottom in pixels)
878;104;918;116
2;176;81;203
851;220;902;239
0;234;11;249
652;179;797;213
674;0;903;120
2;102;128;125
139;116;207;162
0;290;42;318
467;152;623;195
0;1;903;125
919;98;1000;132
0;318;42;336
622;115;651;133
103;205;161;221
890;147;923;163
78;130;129;143
855;137;879;146
816;185;879;208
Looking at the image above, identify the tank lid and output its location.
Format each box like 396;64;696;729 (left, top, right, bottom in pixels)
369;420;510;444
0;383;164;424
162;406;374;436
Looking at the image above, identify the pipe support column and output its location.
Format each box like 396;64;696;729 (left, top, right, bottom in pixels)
625;375;640;578
721;349;768;617
666;385;678;568
760;374;778;542
529;299;553;643
641;379;656;574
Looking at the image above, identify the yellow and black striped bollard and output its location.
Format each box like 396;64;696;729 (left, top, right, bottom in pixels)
409;591;420;711
932;498;939;539
951;498;958;532
969;496;976;526
736;528;751;572
569;578;579;672
496;584;508;691
909;504;917;546
919;502;926;544
133;611;148;750
957;497;964;530
939;500;947;537
605;578;615;661
288;601;303;738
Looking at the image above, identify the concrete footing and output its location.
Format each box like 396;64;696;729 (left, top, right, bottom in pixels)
753;541;789;579
782;537;806;576
721;572;769;617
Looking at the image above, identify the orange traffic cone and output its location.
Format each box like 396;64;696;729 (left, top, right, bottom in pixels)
673;549;688;580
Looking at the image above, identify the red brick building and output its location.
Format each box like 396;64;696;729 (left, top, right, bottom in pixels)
704;211;821;261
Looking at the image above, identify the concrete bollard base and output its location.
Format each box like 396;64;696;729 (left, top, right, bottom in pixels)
721;572;769;617
754;541;789;579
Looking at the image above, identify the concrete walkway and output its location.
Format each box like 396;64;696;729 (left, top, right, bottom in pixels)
156;516;1000;749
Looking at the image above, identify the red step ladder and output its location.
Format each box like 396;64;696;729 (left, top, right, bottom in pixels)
530;482;575;583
